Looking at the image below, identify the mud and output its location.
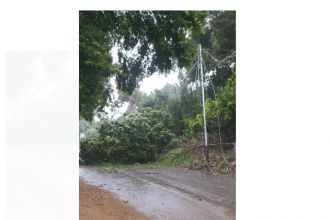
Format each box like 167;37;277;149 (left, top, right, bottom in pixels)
80;165;235;220
80;177;157;220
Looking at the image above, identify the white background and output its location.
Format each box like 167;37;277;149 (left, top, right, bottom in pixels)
2;2;330;220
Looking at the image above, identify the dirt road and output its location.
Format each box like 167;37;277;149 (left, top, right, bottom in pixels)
79;165;236;220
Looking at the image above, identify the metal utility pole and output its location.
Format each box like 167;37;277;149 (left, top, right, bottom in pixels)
199;44;207;147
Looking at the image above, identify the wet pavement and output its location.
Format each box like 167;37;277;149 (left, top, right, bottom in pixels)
79;165;236;220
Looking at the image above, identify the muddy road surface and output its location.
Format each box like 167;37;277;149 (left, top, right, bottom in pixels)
79;165;236;220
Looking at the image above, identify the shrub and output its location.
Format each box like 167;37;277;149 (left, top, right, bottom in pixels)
179;135;186;142
98;111;154;164
114;169;120;173
198;162;207;169
171;138;183;147
186;153;195;162
156;148;189;166
80;108;175;165
218;160;227;169
139;107;175;153
79;138;113;165
186;70;236;136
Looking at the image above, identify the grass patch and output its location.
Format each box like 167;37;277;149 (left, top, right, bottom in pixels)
156;148;195;167
102;161;169;171
85;149;196;171
106;168;120;173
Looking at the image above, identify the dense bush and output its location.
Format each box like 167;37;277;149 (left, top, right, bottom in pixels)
79;137;113;165
138;86;184;137
138;107;175;154
186;69;236;136
79;108;175;165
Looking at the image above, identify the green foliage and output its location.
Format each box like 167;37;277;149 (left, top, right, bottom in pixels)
137;85;184;137
186;153;195;162
215;69;236;121
116;11;208;94
79;108;175;165
156;148;193;167
226;154;232;161
198;162;207;169
205;69;236;122
170;138;183;147
178;11;236;137
138;107;175;153
79;137;112;165
180;90;203;135
79;11;208;121
79;11;122;122
186;69;236;136
100;111;153;164
195;11;236;95
179;135;187;142
218;160;227;169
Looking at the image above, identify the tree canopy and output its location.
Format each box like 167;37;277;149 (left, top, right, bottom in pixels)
79;10;208;121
